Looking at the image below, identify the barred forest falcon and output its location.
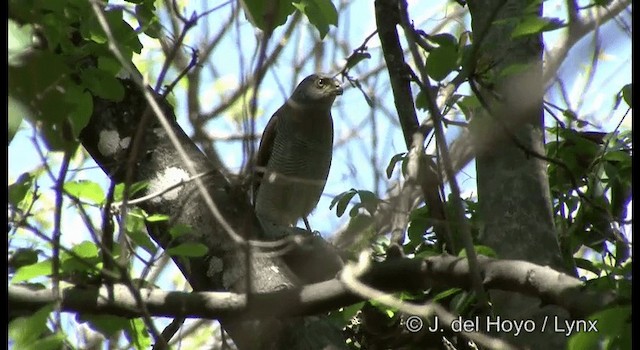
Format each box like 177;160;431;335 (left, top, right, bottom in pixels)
254;74;343;236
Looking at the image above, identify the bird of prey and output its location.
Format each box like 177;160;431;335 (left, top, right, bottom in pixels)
254;74;343;236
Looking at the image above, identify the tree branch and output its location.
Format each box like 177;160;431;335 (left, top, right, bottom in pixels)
333;0;631;251
10;255;617;321
374;0;452;252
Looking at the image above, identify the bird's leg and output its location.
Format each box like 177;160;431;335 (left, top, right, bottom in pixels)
303;217;312;232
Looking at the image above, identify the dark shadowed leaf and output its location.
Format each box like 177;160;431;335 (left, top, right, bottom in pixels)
9;172;34;208
240;0;295;33
79;314;130;337
386;153;407;179
567;306;631;350
426;44;458;81
293;0;338;39
330;189;357;217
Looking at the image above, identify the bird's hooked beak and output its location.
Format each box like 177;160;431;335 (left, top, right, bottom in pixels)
332;79;344;96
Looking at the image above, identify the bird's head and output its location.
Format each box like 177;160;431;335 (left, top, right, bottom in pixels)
289;74;343;108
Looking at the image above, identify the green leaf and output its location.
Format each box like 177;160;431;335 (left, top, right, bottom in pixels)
8;96;27;144
79;314;130;337
426;44;458;81
621;84;631;108
62;241;101;273
135;2;162;39
499;62;535;78
12;260;52;282
125;212;157;254
9;50;78;150
64;180;105;204
19;334;66;350
166;243;208;257
568;306;631;350
65;84;93;138
334;301;365;323
240;0;295;32
72;241;100;259
407;206;432;245
368;299;397;315
386;153;407;179
348;203;363;217
169;224;193;239
358;190;380;216
461;245;497;258
594;0;614;7
415;90;428;111
127;228;157;255
603;150;631;163
457;95;480;121
146;213;170;222
345;51;371;71
330;189;357;217
80;16;107;44
563;109;579;122
293;0;339;39
609;175;631;221
9;172;34;208
450;290;474;314
107;10;144;54
114;181;149;202
9;248;40;272
124;318;152;350
81;67;125;101
98;56;123;76
427;33;457;47
432;288;462;302
415;249;439;258
574;257;600;275
511;16;565;38
9;305;54;347
8;20;34;66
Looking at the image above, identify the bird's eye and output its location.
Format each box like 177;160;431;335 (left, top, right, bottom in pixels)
316;78;325;88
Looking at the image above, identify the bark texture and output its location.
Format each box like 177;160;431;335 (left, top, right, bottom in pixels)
80;79;346;349
467;1;575;348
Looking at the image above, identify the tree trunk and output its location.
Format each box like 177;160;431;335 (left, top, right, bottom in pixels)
467;1;576;348
80;79;346;349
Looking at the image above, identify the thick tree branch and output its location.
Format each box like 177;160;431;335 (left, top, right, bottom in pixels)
79;74;345;349
10;255;617;321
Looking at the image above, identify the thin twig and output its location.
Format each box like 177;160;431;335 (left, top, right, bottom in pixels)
340;252;516;350
52;149;72;331
155;317;185;350
101;181;116;276
398;0;489;311
469;80;614;222
90;1;246;246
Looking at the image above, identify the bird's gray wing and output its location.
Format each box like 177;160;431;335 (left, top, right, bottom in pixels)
253;107;283;202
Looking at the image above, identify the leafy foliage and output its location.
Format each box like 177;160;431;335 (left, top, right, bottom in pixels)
330;189;383;218
241;0;338;38
8;0;141;151
7;0;631;348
